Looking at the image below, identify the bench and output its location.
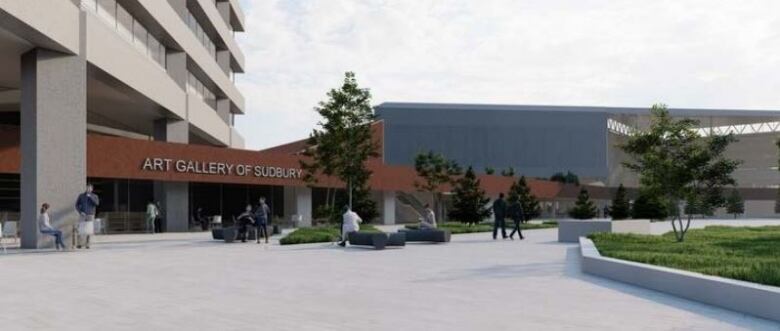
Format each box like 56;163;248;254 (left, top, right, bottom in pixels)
400;229;451;243
348;232;406;250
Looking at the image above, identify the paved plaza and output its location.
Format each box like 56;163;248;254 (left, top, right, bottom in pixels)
2;220;780;330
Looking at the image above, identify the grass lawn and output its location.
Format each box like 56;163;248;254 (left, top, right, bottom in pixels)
589;226;780;287
405;221;557;234
279;224;380;245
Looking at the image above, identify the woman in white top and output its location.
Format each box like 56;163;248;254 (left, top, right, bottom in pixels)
421;204;437;229
39;203;66;250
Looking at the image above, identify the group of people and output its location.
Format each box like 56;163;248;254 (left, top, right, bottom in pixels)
234;197;272;243
36;183;100;251
491;193;525;240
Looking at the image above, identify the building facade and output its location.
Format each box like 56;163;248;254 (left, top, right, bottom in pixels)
376;102;780;217
0;0;247;248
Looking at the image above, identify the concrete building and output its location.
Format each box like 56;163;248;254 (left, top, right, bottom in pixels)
0;0;246;248
376;102;780;217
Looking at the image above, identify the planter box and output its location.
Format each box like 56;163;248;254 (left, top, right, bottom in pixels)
580;237;780;323
557;219;651;243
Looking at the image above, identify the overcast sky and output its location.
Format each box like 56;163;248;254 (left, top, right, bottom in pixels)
235;0;780;150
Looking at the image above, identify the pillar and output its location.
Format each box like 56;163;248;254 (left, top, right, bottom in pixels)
153;119;190;232
20;49;86;249
381;191;396;225
284;186;312;227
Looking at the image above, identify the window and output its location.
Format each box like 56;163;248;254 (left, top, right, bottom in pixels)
96;0;116;26
116;4;133;40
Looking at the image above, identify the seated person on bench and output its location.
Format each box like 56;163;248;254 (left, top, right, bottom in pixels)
338;205;362;247
236;205;255;243
420;204;437;230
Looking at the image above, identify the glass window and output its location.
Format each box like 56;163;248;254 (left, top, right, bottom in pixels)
133;19;148;54
116;4;133;41
96;0;116;26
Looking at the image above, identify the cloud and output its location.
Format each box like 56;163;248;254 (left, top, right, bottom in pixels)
235;0;780;150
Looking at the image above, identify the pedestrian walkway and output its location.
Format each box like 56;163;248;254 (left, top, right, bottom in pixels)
1;221;778;330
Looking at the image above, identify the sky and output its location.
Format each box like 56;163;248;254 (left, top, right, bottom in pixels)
234;0;780;150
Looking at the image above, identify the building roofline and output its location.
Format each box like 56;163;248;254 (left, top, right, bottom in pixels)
375;102;780;117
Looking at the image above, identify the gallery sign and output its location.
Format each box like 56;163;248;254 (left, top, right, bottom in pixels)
141;157;303;179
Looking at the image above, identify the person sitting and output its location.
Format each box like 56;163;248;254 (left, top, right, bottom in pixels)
39;203;66;250
338;206;362;247
421;204;437;229
235;204;255;243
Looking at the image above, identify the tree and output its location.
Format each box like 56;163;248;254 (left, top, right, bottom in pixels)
507;176;541;222
300;72;380;215
551;171;579;185
500;167;516;177
631;191;669;220
610;184;630;220
620;104;740;242
414;151;462;224
726;189;745;219
449;167;492;225
568;188;598;219
484;167;495;175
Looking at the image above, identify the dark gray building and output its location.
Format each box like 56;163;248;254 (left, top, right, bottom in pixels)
376;102;780;192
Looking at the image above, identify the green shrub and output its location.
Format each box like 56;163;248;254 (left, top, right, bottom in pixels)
589;226;780;287
279;225;380;245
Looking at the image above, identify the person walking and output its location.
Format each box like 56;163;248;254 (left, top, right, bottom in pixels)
492;193;508;240
74;184;99;249
253;197;271;244
338;206;362;247
39;203;66;250
421;203;437;229
154;201;163;233
145;200;158;234
508;199;525;240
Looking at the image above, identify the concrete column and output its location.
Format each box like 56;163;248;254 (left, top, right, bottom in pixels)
381;191;396;225
165;51;187;90
153;119;190;232
284;186;312;227
216;98;231;125
20;49;86;249
217;50;230;76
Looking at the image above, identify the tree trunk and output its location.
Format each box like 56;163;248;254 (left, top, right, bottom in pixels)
348;180;353;209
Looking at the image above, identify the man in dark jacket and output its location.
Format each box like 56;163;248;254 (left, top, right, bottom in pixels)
492;193;508;240
508;200;525;240
75;184;100;249
253;197;271;244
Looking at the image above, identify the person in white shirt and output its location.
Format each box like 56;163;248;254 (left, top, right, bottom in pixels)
39;203;65;250
421;204;437;229
146;200;158;234
338;206;362;247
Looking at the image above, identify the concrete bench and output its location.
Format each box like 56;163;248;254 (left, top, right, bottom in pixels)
348;232;406;250
400;229;451;243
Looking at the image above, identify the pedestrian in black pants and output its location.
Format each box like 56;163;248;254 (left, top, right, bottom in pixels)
508;199;525;240
492;193;508;240
253;197;271;244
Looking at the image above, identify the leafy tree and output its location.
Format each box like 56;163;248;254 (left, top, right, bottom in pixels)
621;104;740;241
334;185;378;223
500;167;516;177
507;176;541;222
631;191;669;220
610;184;630;220
414;151;462;223
484;167;495;175
300;72;379;215
449;167;492;225
551;171;580;185
726;189;745;219
568;188;598;219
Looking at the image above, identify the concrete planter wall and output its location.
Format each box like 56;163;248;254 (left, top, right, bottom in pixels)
580;237;780;322
558;219;651;243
